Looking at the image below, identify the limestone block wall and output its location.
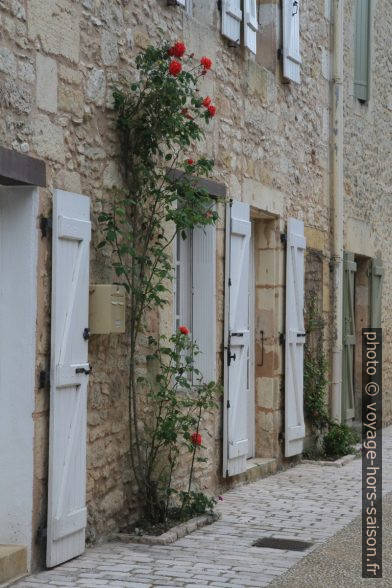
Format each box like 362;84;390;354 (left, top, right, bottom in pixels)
343;0;392;424
0;0;337;567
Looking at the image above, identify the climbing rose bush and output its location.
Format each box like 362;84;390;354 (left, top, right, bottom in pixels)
99;39;221;528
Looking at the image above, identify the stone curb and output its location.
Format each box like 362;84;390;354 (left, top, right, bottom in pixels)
301;453;358;468
110;512;221;546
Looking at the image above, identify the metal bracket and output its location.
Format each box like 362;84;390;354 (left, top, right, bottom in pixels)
227;349;236;366
36;524;47;545
40;215;52;238
280;232;287;245
279;332;285;345
39;370;50;389
75;365;92;375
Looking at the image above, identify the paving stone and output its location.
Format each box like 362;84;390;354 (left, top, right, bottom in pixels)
13;426;392;587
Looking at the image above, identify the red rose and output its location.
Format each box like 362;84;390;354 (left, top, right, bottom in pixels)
186;159;194;165
202;96;212;107
169;60;182;76
191;432;202;446
173;41;186;58
207;104;216;117
200;56;212;70
179;325;189;335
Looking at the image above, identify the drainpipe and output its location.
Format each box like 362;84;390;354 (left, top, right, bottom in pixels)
330;0;344;423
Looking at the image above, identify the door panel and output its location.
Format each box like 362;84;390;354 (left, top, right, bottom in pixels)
342;252;356;421
285;218;306;457
223;201;251;476
47;190;91;568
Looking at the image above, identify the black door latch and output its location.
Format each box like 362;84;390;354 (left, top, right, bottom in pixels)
75;366;92;375
227;350;236;366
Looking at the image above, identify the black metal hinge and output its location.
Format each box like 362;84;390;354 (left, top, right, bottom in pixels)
227;400;230;409
280;232;287;245
279;333;285;345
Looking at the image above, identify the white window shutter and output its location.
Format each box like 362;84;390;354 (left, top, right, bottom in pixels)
47;190;91;568
174;232;192;333
223;201;251;477
192;224;216;383
244;0;258;54
283;0;301;83
176;0;186;6
222;0;242;45
285;218;306;457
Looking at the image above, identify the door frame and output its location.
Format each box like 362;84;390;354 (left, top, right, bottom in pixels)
247;224;256;458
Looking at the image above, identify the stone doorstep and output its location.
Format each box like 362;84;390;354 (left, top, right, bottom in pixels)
226;457;278;488
111;512;221;546
0;545;27;586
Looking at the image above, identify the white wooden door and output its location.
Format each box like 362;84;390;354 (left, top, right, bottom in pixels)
47;190;91;568
223;201;251;477
285;218;306;457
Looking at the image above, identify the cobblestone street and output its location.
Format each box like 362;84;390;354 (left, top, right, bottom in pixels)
14;427;392;588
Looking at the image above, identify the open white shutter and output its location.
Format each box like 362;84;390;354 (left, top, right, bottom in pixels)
283;0;301;83
176;0;186;6
244;0;258;54
285;218;306;457
223;201;251;477
192;224;216;383
47;190;91;568
222;0;242;45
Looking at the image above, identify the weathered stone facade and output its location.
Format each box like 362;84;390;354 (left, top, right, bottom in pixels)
0;0;390;573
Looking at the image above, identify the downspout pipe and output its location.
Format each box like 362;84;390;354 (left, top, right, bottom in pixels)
330;0;344;423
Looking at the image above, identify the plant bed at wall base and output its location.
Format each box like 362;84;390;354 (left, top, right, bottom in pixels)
98;38;222;531
112;512;221;546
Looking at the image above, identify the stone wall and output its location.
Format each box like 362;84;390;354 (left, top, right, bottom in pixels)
1;0;383;570
343;0;392;423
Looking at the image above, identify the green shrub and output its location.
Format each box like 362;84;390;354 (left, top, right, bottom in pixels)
323;423;359;459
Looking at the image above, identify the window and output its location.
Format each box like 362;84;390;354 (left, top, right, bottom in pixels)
173;223;216;383
354;0;371;101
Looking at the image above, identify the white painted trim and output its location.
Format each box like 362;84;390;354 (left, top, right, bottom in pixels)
247;225;256;459
222;203;231;477
0;186;39;569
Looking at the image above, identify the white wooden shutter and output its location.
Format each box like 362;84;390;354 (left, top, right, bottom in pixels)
223;201;251;477
222;0;242;45
283;0;301;83
354;0;370;101
176;0;186;6
47;190;91;568
342;252;356;421
285;218;306;457
192;224;216;383
370;257;383;328
244;0;258;54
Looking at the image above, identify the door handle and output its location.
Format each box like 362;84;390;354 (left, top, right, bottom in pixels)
75;366;92;375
